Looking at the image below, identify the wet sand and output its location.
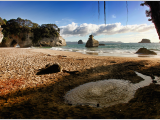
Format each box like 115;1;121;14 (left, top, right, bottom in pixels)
0;48;160;118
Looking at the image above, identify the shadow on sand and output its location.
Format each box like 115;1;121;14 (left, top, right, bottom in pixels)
0;60;160;119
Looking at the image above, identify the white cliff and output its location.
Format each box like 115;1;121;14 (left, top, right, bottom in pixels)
0;26;3;43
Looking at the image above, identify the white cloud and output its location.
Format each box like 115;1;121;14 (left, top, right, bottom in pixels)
98;29;159;43
112;14;116;18
60;22;156;37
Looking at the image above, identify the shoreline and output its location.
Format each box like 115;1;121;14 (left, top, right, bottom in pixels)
0;47;159;95
0;47;160;118
30;47;160;60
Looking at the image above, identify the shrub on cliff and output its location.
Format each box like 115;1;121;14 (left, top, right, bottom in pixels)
1;17;60;43
32;24;60;43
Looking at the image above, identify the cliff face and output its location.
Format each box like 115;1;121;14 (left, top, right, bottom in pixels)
36;36;66;47
0;32;66;47
139;39;151;43
0;26;3;43
1;33;33;47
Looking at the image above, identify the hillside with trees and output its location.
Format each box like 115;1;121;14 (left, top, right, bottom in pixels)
1;17;61;44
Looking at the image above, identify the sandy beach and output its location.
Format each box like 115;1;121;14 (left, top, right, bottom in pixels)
0;47;160;118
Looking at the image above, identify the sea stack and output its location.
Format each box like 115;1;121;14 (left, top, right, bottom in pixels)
85;34;99;47
139;39;151;43
78;40;83;44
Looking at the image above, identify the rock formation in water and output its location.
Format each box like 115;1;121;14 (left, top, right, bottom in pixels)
85;35;99;47
78;40;83;44
0;32;66;48
138;39;151;43
0;26;3;43
135;47;157;55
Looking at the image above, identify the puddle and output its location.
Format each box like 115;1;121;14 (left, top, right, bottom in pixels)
64;71;160;108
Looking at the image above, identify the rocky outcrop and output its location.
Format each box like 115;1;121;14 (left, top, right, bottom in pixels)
135;47;157;55
34;36;66;47
0;33;33;47
0;32;66;47
78;40;83;44
0;26;3;43
85;35;99;47
139;39;151;43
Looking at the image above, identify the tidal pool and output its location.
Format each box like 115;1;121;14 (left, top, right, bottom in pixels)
64;71;160;108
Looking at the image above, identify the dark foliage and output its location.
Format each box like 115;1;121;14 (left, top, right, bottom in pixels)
141;1;160;40
1;17;60;43
32;24;60;43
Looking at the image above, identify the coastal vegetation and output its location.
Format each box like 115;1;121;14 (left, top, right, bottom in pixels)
1;17;60;44
140;1;160;41
0;17;6;25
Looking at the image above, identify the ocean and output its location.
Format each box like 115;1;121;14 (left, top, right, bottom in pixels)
29;42;160;58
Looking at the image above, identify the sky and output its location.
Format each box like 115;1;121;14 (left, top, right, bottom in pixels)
0;1;159;43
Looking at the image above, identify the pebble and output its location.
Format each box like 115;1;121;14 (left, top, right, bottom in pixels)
0;48;108;94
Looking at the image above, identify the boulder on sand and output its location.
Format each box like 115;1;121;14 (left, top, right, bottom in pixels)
85;35;99;47
36;63;62;75
135;47;157;55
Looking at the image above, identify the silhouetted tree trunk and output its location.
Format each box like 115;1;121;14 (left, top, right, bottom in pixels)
141;1;160;40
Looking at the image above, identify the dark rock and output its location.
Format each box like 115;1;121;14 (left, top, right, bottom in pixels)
36;63;62;75
78;40;83;44
110;61;116;63
139;39;151;43
135;48;157;55
152;80;157;83
62;70;79;75
85;35;99;47
99;44;105;46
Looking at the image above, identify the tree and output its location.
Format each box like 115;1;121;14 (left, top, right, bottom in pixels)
1;17;61;43
141;1;160;40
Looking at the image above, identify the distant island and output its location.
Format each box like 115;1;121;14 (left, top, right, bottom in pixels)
99;41;123;43
139;39;151;43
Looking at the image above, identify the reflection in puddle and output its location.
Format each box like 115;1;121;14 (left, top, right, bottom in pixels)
64;71;159;108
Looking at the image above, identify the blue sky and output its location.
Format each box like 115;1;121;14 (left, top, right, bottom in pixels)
0;1;159;43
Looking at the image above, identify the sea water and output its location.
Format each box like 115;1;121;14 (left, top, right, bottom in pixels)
31;42;160;58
